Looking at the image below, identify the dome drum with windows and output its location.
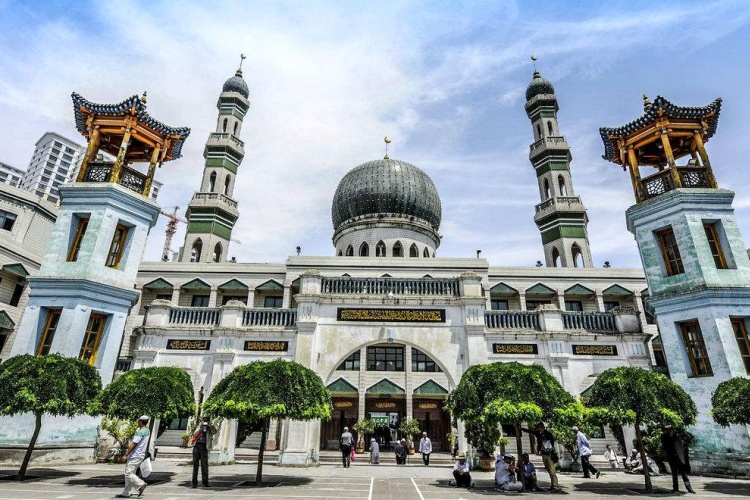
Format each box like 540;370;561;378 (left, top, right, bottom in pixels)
332;157;442;258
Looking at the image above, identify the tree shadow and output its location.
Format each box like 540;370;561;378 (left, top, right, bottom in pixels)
0;469;80;482
703;481;750;497
574;481;679;496
67;471;174;488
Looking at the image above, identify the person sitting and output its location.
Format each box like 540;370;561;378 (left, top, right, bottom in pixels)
521;453;543;492
452;454;472;488
625;450;641;471
495;454;523;492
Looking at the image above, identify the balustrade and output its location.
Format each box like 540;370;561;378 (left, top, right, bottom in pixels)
639;165;711;200
562;311;617;332
168;307;221;326
484;311;540;330
82;161;147;195
242;308;297;327
320;277;460;296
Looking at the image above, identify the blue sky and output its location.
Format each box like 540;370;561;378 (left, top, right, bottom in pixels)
0;0;749;267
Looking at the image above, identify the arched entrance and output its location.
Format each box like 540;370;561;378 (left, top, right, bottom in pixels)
321;378;359;450
412;380;451;451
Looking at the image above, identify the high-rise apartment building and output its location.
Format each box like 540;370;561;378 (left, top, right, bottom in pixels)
0;161;24;188
20;132;83;203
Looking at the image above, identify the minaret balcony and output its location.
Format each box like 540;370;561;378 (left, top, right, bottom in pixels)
81;161;148;195
534;196;585;219
529;135;569;160
638;164;712;201
191;192;239;210
206;132;245;154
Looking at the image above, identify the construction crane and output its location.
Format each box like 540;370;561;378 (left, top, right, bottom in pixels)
160;206;187;261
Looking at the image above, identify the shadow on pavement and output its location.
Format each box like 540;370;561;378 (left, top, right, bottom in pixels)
574;481;681;496
703;481;750;497
172;474;313;489
0;468;80;482
67;471;174;488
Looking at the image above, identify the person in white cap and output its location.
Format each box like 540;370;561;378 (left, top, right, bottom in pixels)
419;431;432;465
572;426;600;479
116;415;150;498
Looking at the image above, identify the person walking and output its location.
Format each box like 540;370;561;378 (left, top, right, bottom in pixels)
115;415;150;498
418;431;432;465
661;425;695;494
191;416;216;488
604;444;619;469
521;421;560;491
369;437;380;464
573;426;600;479
394;438;407;465
340;426;354;468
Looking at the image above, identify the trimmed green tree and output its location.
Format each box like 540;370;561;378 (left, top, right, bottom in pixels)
587;367;696;493
711;377;750;427
447;362;574;459
0;354;102;480
202;360;331;485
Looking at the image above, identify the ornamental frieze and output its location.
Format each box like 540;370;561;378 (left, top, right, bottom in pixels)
166;339;211;350
493;343;539;355
572;344;618;356
337;308;445;323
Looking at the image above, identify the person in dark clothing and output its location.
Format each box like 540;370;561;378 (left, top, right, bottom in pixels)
394;438;408;464
191;416;216;488
340;426;354;468
521;422;559;491
661;426;695;494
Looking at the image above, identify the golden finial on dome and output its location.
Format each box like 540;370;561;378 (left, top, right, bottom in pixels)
140;91;147;105
384;136;392;159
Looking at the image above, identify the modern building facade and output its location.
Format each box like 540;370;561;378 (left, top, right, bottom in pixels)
20;132;83;204
0;161;24;188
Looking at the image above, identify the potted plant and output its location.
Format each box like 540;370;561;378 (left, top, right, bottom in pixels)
465;421;501;471
447;430;457;457
353;418;375;454
181;432;192;448
498;436;509;455
398;418;421;455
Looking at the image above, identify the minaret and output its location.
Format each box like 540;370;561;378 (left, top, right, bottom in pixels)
11;91;190;384
600;95;750;471
525;69;593;268
180;58;249;263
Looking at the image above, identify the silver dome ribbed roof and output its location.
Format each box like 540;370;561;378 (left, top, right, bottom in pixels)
222;70;249;98
526;70;555;101
332;158;442;231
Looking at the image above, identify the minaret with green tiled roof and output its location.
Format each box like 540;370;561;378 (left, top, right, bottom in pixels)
525;70;593;268
180;60;249;263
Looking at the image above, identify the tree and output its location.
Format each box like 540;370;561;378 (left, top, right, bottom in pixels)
587;367;696;493
447;362;573;459
202;360;331;485
101;418;138;457
0;354;102;480
711;377;750;427
398;417;421;451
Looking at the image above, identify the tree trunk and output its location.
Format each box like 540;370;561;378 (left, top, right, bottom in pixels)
18;412;43;480
255;418;269;485
634;420;652;493
515;422;523;458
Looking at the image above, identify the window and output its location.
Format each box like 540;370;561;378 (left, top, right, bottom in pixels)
412;348;441;372
208;171;216;192
367;346;404;371
572;244;583;268
9;283;24;307
359;242;369;257
233;122;238;135
680;321;713;377
491;299;509;311
410;244;419;257
167;417;190;430
423;247;430;258
337;250;343;256
36;309;62;356
346;245;354;256
547;121;554;135
551;247;560;267
221;295;247;305
558;175;567;196
222;118;228;133
212;242;222;263
67;217;89;261
105;224;129;268
376;241;386;257
337;351;360;371
0;209;17;231
565;301;583;312
0;333;6;354
393;241;403;257
526;300;551;310
155;294;172;301
536;124;542;139
190;239;203;262
224;175;231;195
604;301;620;312
544;178;550;199
79;313;106;365
731;318;750;374
191;295;210;307
658;228;684;276
703;223;728;269
263;296;283;308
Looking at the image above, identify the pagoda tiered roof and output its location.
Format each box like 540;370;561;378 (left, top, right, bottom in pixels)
599;96;722;166
71;93;191;161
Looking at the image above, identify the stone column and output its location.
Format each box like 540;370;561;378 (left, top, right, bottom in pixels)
282;284;292;308
405;346;413;419
595;289;605;312
170;288;180;305
246;289;255;308
208;287;218;308
519;292;527;310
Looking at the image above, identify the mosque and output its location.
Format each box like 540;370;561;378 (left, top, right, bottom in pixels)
0;65;665;465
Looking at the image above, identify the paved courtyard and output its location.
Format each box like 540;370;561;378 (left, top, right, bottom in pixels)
0;460;748;500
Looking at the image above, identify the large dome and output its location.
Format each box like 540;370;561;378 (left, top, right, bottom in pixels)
332;158;442;231
526;70;555;101
222;70;249;98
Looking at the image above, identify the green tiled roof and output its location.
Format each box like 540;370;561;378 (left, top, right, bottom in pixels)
0;310;15;330
603;284;633;297
218;279;248;291
564;284;594;296
143;277;174;290
413;380;448;395
327;378;358;394
1;263;29;278
525;283;556;297
367;379;405;394
256;279;283;291
181;278;211;291
490;282;518;295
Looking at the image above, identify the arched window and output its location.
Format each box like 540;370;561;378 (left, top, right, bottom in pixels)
359;242;369;256
222;118;228;133
346;245;354;256
409;243;419;257
558;175;567;196
190;239;203;263
544;178;551;199
376;241;386;257
552;247;560;267
212;242;222;263
423;247;430;258
393;241;403;257
233;122;238;136
208;171;216;192
572;244;583;268
547;121;554;135
338;249;343;256
224;175;231;195
536;124;542;139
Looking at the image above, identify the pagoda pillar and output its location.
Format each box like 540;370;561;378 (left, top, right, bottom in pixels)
142;144;162;197
111;117;135;183
693;132;718;188
659;131;681;188
77;126;101;182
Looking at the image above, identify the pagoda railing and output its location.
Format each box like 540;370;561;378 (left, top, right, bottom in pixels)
83;161;147;195
562;311;617;332
209;132;245;149
193;192;238;208
168;307;221;326
535;196;583;213
484;311;540;330
242;308;297;327
320;277;460;296
640;165;711;200
529;136;568;155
